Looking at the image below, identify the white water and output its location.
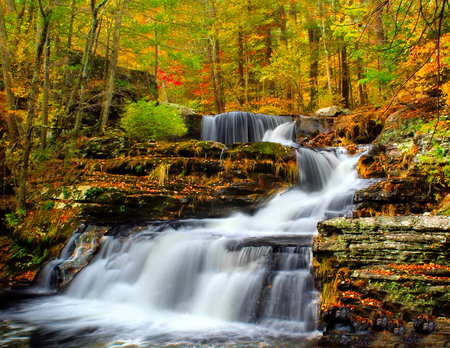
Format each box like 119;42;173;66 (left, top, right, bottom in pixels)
1;145;369;347
262;121;296;146
202;111;293;145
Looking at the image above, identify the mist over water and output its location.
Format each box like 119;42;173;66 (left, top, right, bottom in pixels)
1;120;369;347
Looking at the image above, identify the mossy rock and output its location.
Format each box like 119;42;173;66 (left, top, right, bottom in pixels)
434;194;450;215
376;97;438;144
78;136;132;159
227;142;295;161
155;140;226;158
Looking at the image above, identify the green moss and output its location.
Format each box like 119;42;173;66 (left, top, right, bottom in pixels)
227;142;294;161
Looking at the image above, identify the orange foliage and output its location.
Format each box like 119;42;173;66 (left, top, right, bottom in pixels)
389;263;450;273
360;297;383;308
399;33;450;103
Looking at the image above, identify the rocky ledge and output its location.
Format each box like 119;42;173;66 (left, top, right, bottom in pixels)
45;139;298;222
313;215;450;347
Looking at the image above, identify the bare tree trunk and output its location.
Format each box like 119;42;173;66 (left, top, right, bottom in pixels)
100;0;130;132
374;0;386;45
102;18;112;90
53;0;78;139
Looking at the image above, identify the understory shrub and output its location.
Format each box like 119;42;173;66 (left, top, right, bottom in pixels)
121;100;187;141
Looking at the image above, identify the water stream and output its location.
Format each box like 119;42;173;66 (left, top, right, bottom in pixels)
1;119;369;347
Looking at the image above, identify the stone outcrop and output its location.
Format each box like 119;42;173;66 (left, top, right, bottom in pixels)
315;216;450;268
294;115;335;139
354;178;433;215
313;215;450;347
47;139;298;222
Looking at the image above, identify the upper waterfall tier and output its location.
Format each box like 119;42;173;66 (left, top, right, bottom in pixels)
202;111;293;145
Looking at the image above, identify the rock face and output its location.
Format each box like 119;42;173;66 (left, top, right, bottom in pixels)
313;215;450;347
294;115;335;142
48;139;298;222
315;216;450;267
354;178;433;215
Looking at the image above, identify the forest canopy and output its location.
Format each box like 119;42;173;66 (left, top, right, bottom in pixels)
1;0;448;120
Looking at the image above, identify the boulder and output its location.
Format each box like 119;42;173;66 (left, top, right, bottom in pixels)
294;115;335;139
315;105;348;117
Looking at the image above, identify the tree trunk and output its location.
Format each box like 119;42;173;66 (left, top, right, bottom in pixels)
211;36;225;113
237;29;245;105
53;0;78;139
356;43;368;106
100;0;130;132
264;26;272;65
374;0;386;45
73;0;108;138
321;17;332;95
340;42;350;109
308;24;320;110
17;2;52;212
374;0;386;94
102;18;112;90
154;26;159;76
40;35;51;149
278;4;288;46
0;4;19;143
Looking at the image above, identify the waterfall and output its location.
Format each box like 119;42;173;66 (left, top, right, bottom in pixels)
202;111;293;145
262;121;296;146
0;147;369;347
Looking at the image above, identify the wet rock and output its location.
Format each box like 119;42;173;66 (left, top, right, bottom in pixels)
333;110;385;144
294;115;335;139
354;178;431;204
413;315;437;335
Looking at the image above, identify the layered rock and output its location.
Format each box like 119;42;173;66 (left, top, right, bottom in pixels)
313;215;450;347
46;139;298;222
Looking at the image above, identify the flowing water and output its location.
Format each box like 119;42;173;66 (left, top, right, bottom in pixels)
202;111;293;145
1;120;369;348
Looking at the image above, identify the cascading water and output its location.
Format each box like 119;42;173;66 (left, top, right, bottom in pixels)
202;111;293;145
0;122;370;347
0;151;368;347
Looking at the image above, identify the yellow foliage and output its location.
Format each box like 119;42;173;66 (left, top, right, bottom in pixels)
399;34;450;104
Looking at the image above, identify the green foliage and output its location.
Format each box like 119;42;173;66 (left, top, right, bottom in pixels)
120;100;187;141
417;142;450;187
85;187;106;199
5;210;26;229
43;201;54;211
10;241;49;265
